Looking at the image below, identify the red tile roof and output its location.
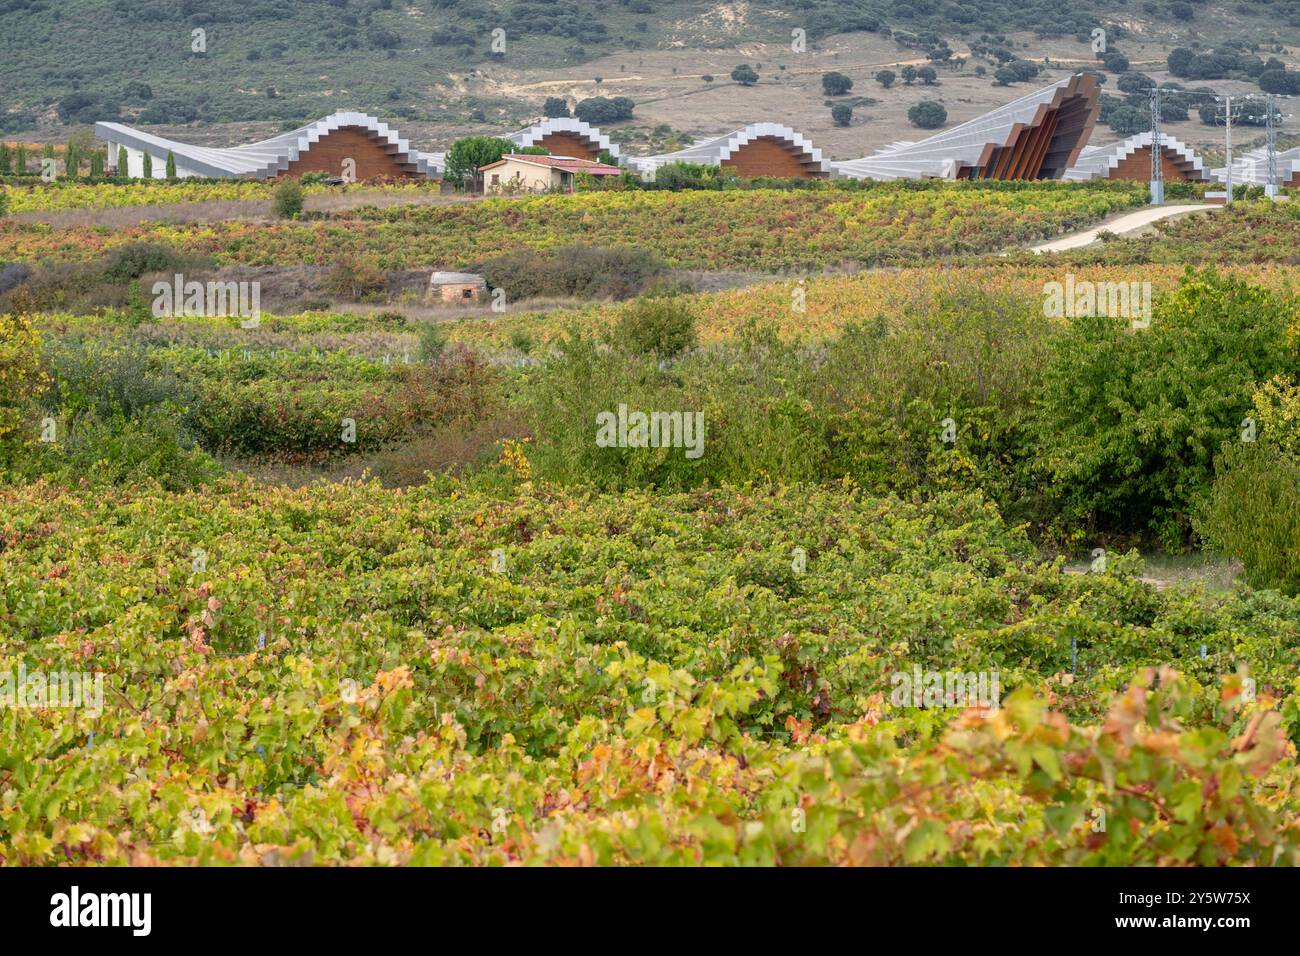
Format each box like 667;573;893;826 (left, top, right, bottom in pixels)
480;154;623;175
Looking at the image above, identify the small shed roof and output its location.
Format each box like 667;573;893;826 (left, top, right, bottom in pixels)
430;272;485;285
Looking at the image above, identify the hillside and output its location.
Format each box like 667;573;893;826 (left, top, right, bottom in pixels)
4;0;1300;159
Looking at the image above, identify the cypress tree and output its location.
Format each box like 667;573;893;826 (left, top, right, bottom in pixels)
64;145;77;179
165;150;176;180
15;144;27;175
142;152;153;178
118;146;129;178
90;150;105;177
0;144;11;176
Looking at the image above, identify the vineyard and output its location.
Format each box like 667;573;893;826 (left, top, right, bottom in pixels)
0;181;1146;272
2;480;1297;865
3;180;1300;870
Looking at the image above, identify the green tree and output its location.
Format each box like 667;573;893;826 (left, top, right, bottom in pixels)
908;100;947;129
142;152;153;178
831;103;853;127
117;146;129;178
90;150;105;177
901;65;918;85
917;66;938;85
731;63;759;86
542;96;570;118
15;144;27;175
875;69;896;89
0;143;11;175
822;71;853;96
64;144;78;179
443;136;517;191
165;151;177;180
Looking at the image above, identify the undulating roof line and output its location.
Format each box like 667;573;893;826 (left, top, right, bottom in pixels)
96;111;443;179
1210;144;1300;186
833;74;1101;181
1063;131;1208;182
625;122;831;177
506;117;623;164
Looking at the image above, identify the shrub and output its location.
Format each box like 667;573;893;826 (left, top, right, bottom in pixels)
1196;441;1300;595
822;71;853;96
272;179;305;219
417;321;446;362
831;103;853;127
0;313;46;447
908;100;948;129
101;242;186;283
875;69;896;89
323;258;387;301
611;295;697;359
731;64;759;86
542;96;570;118
24;406;221;492
1033;270;1298;547
478;244;665;301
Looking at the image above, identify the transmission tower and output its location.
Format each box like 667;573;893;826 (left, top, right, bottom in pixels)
1149;87;1163;205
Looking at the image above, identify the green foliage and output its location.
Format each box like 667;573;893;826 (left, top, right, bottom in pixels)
444;137;517;188
272;179;305;219
1196;441;1300;595
731;63;759;86
875;69;896;88
417;321;446;362
908;100;948;129
116;146;128;178
165;151;177;180
100;242;186;283
543;96;570;118
2;477;1298;864
477;244;666;302
1033;269;1298;547
831;103;853;127
822;71;853;96
611;294;698;359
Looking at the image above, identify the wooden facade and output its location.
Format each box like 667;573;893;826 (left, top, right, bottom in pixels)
281;126;424;180
532;130;600;161
722;136;829;179
1105;145;1207;182
956;73;1100;181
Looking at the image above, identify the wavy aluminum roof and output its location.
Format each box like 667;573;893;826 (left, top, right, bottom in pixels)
624;122;830;176
832;74;1100;181
95;111;443;179
1063;131;1208;181
505;116;623;164
1210;144;1300;185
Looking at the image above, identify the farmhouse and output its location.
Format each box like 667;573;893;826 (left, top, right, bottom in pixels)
480;154;622;193
628;123;832;180
1064;132;1208;182
506;116;622;164
833;73;1100;181
95;112;443;180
